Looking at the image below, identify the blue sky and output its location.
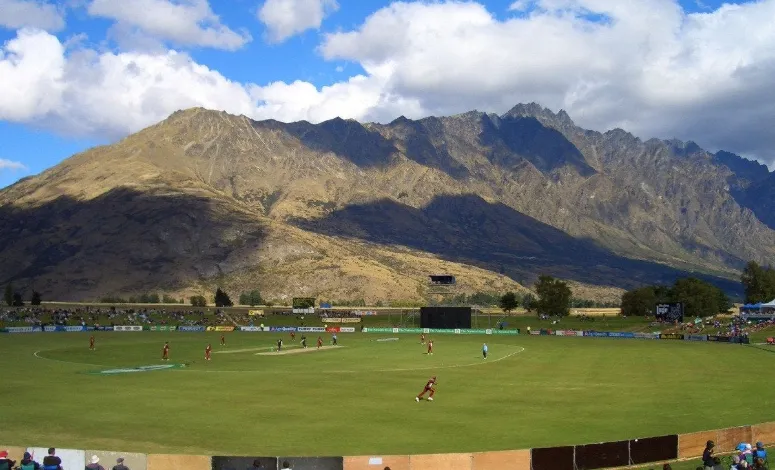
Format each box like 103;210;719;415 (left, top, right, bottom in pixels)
0;0;772;189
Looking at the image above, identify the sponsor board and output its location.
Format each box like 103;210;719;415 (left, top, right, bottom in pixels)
89;364;185;375
584;331;609;337
248;310;264;316
240;326;265;332
634;332;660;339
206;326;235;332
269;327;297;332
607;332;635;338
340;327;356;333
95;326;114;331
43;325;86;332
292;307;315;314
178;326;205;332
320;317;361;323
490;329;520;335
529;330;540;335
352;310;377;316
114;325;142;332
6;326;43;333
660;333;684;340
297;327;325;332
685;334;708;341
325;327;340;333
148;326;177;331
707;335;731;342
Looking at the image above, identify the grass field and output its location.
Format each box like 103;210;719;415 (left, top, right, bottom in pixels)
2;330;775;462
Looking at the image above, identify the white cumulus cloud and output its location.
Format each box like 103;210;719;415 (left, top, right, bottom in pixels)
0;0;65;31
258;0;338;43
0;159;28;171
1;0;775;167
87;0;251;50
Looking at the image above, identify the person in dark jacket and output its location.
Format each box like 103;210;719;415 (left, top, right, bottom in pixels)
42;448;62;470
112;457;130;470
18;452;42;470
86;455;106;470
703;441;716;470
0;450;16;470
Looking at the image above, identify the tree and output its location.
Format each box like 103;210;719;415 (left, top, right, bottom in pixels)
214;287;233;307
499;292;519;313
741;261;775;304
239;290;263;306
620;286;657;317
30;291;42;306
190;295;207;307
4;283;13;307
670;277;728;318
534;275;572;316
521;293;536;312
12;292;23;306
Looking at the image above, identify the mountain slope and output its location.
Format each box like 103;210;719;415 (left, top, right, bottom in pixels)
1;105;773;302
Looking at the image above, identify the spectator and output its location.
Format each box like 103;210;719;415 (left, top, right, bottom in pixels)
753;458;768;470
664;465;672;470
86;455;106;470
0;450;16;470
733;456;742;470
755;443;768;462
704;441;716;470
42;447;62;470
281;461;292;470
18;452;42;470
112;457;130;470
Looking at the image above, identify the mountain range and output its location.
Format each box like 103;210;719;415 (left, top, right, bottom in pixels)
1;103;773;303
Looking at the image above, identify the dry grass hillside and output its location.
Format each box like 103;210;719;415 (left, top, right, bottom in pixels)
1;104;771;303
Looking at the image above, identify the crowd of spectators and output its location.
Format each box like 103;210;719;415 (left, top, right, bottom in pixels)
0;306;233;328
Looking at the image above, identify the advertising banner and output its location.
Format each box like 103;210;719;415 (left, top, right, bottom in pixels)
148;326;177;331
6;326;42;333
491;329;520;335
634;332;659;339
340;327;356;333
685;334;707;341
269;327;298;332
178;326;205;332
206;326;235;332
529;330;540;335
240;326;264;332
44;326;59;332
607;332;635;338
325;327;340;333
95;326;114;331
458;328;488;334
297;326;325;332
352;310;377;316
659;333;684;340
115;325;142;332
248;310;264;316
584;331;609;337
321;317;361;323
362;327;390;333
539;329;552;335
710;335;731;342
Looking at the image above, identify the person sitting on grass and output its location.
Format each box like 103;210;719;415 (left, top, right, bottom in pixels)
18;452;42;470
0;450;16;470
755;443;768;462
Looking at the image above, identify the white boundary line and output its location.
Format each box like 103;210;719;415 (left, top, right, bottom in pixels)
33;350;103;367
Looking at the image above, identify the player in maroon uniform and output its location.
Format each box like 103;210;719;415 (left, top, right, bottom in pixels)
220;334;226;346
205;343;212;361
89;335;95;351
317;336;323;349
290;331;296;341
420;334;425;344
416;376;437;402
162;342;170;361
427;339;434;355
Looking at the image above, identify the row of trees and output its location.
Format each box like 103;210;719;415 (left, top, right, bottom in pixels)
500;275;573;316
4;284;41;307
741;261;775;304
620;277;729;318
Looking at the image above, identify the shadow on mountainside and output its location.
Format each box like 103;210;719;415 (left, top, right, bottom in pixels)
255;118;398;169
0;188;266;300
292;194;742;295
482;116;597;177
730;172;775;231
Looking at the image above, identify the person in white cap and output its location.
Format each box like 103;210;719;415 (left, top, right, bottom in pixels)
112;457;129;470
85;455;106;470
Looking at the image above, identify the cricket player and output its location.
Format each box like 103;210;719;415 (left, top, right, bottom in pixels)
162;342;170;361
89;335;95;351
427;339;434;355
416;376;437;402
205;343;212;361
482;343;488;359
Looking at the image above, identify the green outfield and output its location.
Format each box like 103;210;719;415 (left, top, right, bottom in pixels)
1;329;774;462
